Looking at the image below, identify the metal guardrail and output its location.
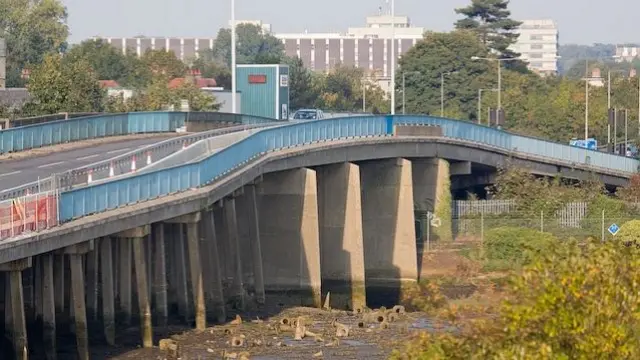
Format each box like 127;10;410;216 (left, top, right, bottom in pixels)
0;123;278;201
0;111;283;154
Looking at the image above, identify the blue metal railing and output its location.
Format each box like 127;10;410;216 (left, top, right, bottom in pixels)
0;111;281;154
57;115;639;222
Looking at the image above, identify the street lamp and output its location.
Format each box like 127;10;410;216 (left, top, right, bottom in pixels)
477;88;498;125
231;0;237;114
580;60;591;141
402;71;420;115
390;0;396;115
440;71;458;117
470;56;520;112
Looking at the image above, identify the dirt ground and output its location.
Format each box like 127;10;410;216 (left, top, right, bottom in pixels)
100;242;504;360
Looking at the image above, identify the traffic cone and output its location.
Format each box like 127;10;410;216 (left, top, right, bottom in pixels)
109;162;115;177
87;169;93;183
182;142;187;150
146;151;152;165
131;155;137;172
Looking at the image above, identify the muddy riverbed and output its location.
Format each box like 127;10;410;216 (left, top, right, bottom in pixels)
97;306;450;360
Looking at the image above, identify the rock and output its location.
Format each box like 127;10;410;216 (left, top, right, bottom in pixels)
207;348;215;353
239;351;251;360
392;305;406;314
231;314;243;325
335;323;350;337
386;311;399;322
313;350;324;357
231;335;245;347
323;292;331;310
158;339;176;351
158;338;179;358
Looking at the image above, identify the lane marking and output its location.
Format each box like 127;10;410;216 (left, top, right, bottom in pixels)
76;154;99;161
38;161;65;169
106;148;130;154
0;170;21;178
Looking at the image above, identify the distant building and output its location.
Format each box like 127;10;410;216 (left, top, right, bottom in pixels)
615;46;640;62
228;20;271;33
510;19;559;75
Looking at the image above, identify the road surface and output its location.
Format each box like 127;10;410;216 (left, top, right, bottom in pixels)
0;135;178;191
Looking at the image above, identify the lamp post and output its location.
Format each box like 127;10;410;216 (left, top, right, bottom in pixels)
402;71;420;115
477;88;498;125
440;71;458;117
390;0;396;114
580;60;591;141
471;56;519;112
231;0;237;113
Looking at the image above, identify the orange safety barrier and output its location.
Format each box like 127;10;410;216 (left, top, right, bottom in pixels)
0;191;58;240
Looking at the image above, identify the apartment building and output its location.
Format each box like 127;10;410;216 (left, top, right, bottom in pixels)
510;19;559;75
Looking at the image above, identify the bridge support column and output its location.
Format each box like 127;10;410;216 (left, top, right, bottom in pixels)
223;198;245;310
117;239;132;325
62;242;93;360
259;168;322;308
0;258;31;360
239;184;266;305
317;163;366;311
85;243;99;324
360;158;418;304
202;210;226;323
152;223;168;327
167;213;206;330
53;255;64;321
41;254;57;359
99;237;116;346
132;237;153;347
411;158;452;243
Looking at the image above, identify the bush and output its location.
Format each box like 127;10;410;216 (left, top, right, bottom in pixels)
391;240;640;359
617;220;640;246
484;227;557;268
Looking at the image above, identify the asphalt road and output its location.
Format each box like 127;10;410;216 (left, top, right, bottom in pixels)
0;135;177;191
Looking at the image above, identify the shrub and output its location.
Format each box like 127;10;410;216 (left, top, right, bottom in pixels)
483;227;557;268
391;240;640;359
617;220;640;247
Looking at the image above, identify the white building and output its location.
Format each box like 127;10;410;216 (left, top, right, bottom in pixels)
511;19;559;75
228;20;272;33
615;46;640;62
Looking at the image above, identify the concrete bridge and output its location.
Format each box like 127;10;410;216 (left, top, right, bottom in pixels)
0;115;637;359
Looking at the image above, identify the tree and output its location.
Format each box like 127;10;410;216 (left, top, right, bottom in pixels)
212;23;285;67
191;51;231;89
26;53;104;114
140;49;186;79
64;39;134;83
284;56;318;110
398;30;495;119
314;65;388;113
0;0;69;87
454;0;521;60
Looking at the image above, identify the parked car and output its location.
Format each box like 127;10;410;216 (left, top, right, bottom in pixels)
292;109;324;121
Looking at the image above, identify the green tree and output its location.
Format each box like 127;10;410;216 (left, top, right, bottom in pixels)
0;0;69;87
212;23;285;67
314;65;388;113
284;56;318;110
140;49;186;79
454;0;522;60
26;53;103;114
64;39;136;84
398;30;495;119
191;51;231;89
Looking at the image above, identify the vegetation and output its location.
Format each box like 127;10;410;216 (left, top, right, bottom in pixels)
483;227;556;270
393;240;640;359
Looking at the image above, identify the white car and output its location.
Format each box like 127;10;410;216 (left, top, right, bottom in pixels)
292;109;324;121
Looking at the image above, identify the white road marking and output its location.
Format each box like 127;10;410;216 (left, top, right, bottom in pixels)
38;161;65;169
0;170;21;178
76;154;99;161
106;148;130;154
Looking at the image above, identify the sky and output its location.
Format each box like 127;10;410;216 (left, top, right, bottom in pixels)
62;0;638;45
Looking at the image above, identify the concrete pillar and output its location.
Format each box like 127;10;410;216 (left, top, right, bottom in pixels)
118;239;132;325
360;158;418;297
317;163;367;310
187;221;206;330
85;243;99;323
203;210;226;323
174;225;189;321
132;237;153;348
53;256;64;318
237;185;266;304
167;212;206;329
152;223;168;327
411;158;452;243
224;198;245;309
0;258;31;360
64;242;93;360
4;273;12;352
34;257;43;328
259;168;322;307
99;238;116;346
41;255;57;359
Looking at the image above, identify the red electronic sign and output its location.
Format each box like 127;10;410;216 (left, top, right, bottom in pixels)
248;74;267;84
